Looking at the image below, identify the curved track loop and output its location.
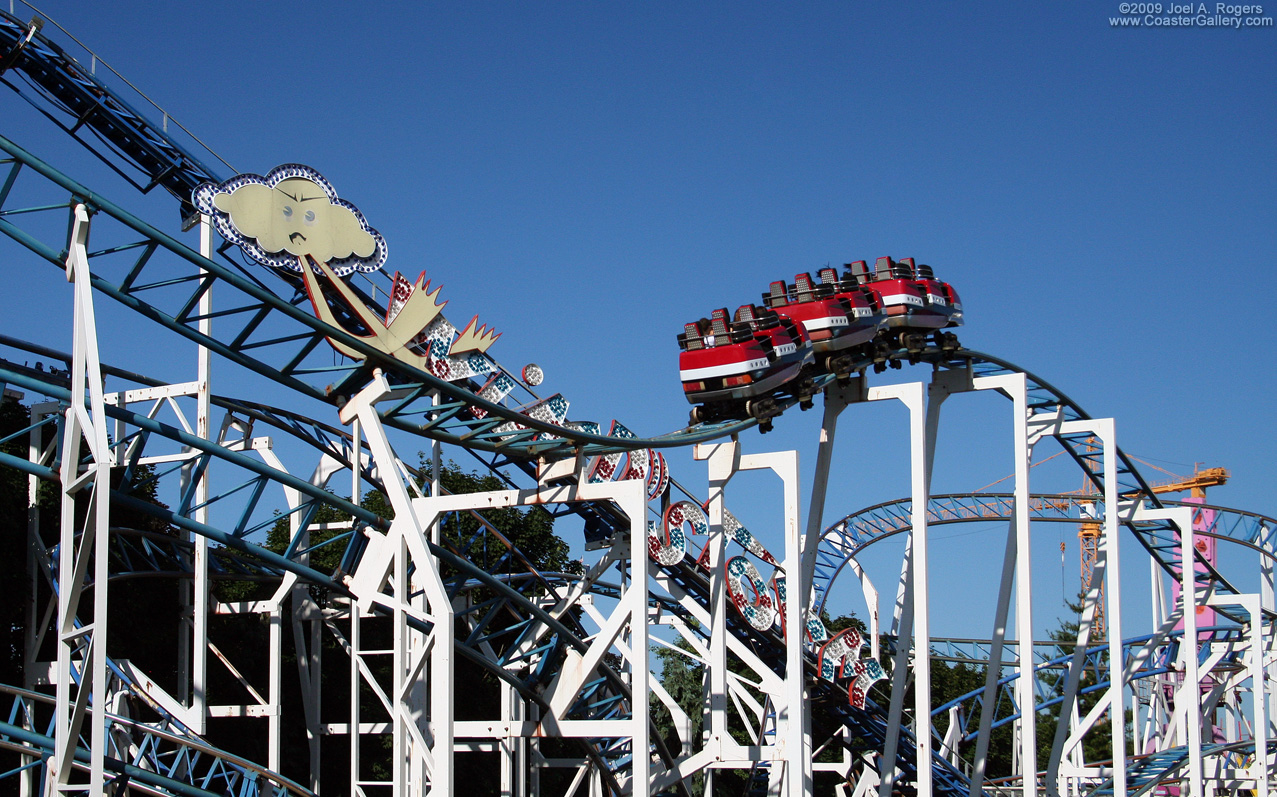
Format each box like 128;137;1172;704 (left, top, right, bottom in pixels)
813;491;1277;620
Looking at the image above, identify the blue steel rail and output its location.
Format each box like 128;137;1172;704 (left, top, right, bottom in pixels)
1087;741;1275;797
939;351;1236;597
0;131;762;457
926;625;1271;797
0;685;315;797
0;8;222;217
930;626;1246;740
812;490;1272;622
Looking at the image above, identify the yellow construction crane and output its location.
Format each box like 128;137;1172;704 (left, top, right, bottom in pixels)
1077;457;1229;638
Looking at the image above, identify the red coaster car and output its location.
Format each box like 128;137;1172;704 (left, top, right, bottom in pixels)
762;271;884;376
846;257;960;357
678;305;812;428
908;259;963;330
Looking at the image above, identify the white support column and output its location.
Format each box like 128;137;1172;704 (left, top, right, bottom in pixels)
254;441;330;786
863;380;935;797
737;448;807;797
391;531;409;794
698;439;738;766
688;439;807;795
973;373;1035;797
970;517;1017;797
881;540;913;796
499;683;525;797
268;600;283;775
1041;418;1125;797
415;468;650;792
1135;505;1202;797
52;204;111;794
341;372;455;796
801;381;852;591
190;214;213;735
625;473;652;796
1260;527;1275;744
1096;419;1126;796
24;402;57;797
430;391;441;544
846;558;881;661
1204;593;1268;797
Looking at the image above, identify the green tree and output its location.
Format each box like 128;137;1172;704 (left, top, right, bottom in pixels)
430;458;577;578
927;658;1016;778
1036;593;1131;769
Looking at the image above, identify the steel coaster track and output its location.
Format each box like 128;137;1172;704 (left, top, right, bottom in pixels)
0;131;761;458
0;135;1232;651
0;0;1226;585
0;1;765;453
650;550;971;794
812;491;1276;621
0;126;1221;613
0;335;632;608
0;144;1235;790
814;489;1274;785
923;624;1272;796
0;356;631;672
0;684;315;797
950;350;1231;591
976;742;1275;797
800;350;1240;629
0;7;223;218
1085;740;1276;797
0;139;1226;619
931;625;1246;740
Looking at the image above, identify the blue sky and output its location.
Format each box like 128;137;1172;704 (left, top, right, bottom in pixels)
1;1;1274;639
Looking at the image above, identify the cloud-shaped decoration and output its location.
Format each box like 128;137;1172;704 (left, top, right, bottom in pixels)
192;164;388;277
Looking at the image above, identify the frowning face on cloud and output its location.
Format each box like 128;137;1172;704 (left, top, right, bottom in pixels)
193;165;388;276
213;176;375;264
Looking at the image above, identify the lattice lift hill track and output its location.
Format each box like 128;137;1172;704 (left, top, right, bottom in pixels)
1;8;1274;797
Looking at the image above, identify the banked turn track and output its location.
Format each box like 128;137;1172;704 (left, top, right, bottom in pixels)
1;8;1268;796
